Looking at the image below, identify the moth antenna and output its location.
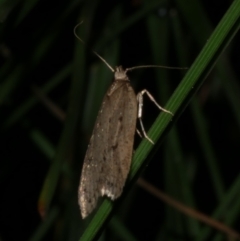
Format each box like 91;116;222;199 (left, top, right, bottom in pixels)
74;22;115;73
92;51;115;72
126;65;188;72
73;21;85;44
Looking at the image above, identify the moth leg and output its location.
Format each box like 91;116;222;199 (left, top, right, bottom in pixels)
136;91;154;144
138;89;173;116
136;128;143;138
136;89;173;145
139;117;154;144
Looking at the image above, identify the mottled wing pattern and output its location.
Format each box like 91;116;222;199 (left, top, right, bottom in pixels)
78;80;137;219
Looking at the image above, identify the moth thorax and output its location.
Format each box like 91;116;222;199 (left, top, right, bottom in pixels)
114;66;128;81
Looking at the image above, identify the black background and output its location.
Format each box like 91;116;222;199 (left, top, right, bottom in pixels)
0;0;240;240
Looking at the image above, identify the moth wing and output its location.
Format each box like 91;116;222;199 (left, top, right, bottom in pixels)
79;82;137;219
78;94;111;219
101;84;137;199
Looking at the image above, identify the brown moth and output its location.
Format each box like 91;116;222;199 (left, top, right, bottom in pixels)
78;63;173;219
73;23;175;218
79;66;137;218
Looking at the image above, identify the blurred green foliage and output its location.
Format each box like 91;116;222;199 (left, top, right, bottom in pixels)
1;0;240;241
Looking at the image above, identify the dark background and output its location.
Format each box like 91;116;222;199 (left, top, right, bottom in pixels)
0;0;240;240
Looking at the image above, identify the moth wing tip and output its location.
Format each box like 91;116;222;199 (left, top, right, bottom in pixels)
101;187;122;200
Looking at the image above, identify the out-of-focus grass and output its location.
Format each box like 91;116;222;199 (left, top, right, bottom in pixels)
1;0;240;241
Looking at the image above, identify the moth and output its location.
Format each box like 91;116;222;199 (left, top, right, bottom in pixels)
78;60;173;219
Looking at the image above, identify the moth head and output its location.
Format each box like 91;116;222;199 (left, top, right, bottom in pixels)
114;66;129;81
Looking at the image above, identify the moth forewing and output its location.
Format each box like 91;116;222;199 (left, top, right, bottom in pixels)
79;66;138;219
